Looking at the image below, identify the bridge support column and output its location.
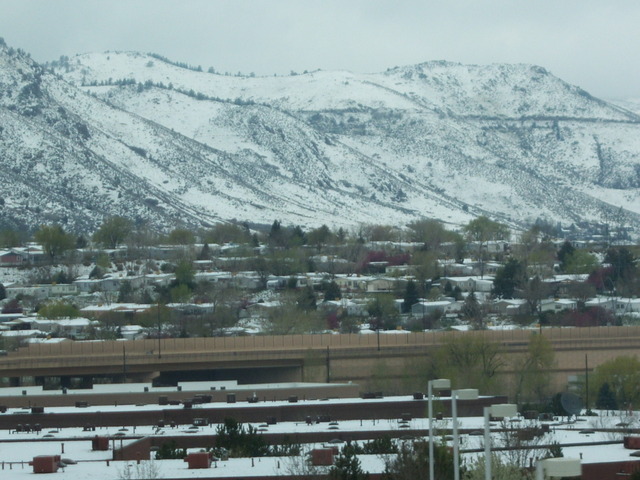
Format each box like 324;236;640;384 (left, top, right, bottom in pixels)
79;376;93;389
60;376;71;389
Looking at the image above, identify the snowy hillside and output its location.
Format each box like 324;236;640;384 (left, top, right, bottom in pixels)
0;43;638;234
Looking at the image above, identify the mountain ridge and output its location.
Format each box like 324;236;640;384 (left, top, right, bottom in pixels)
0;43;638;235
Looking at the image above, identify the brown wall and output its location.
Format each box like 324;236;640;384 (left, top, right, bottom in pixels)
0;396;506;430
1;383;360;408
582;460;640;480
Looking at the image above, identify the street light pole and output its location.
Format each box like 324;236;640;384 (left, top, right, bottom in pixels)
157;302;162;360
484;404;518;480
452;389;479;480
535;458;581;480
483;406;491;480
428;379;451;480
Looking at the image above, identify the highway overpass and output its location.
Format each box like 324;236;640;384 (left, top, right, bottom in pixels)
1;326;638;394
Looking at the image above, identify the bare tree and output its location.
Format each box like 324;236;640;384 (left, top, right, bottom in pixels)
118;459;162;479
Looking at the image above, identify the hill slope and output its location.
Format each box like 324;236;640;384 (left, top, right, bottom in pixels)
0;44;638;234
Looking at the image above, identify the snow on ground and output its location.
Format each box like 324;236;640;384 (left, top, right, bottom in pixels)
1;392;638;474
1;410;638;478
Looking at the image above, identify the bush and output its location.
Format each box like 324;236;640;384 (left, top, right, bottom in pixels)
215;418;268;457
155;440;186;459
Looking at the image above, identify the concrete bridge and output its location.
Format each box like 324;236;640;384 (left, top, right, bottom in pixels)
1;326;639;393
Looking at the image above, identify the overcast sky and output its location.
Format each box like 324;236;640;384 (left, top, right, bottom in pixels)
1;0;639;98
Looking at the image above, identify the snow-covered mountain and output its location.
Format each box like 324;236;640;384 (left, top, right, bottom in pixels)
1;43;639;234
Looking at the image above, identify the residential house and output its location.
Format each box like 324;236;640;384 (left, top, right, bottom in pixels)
73;274;146;294
411;300;453;317
334;275;373;293
30;317;97;339
80;303;154;319
439;261;473;277
614;298;640;316
319;299;368;317
120;325;145;340
543;274;589;298
492;299;529;316
366;277;402;293
540;298;578;313
0;249;28;267
6;283;80;300
585;297;616;312
442;276;494;293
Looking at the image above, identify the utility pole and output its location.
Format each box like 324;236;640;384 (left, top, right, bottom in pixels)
585;354;589;411
157;302;162;359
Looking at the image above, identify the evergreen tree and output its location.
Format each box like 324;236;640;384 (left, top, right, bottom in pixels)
323;281;342;301
493;259;526;298
461;291;483;329
329;443;369;480
596;382;618;410
383;440;454;480
268;220;283;247
557;241;575;273
402;279;419;313
297;286;317;312
75;235;88;249
117;280;134;303
605;247;637;284
197;242;211;260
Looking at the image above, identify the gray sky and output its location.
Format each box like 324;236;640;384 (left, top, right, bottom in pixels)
1;0;639;98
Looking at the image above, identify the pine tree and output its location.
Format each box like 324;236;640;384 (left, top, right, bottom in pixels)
462;291;483;329
403;280;419;313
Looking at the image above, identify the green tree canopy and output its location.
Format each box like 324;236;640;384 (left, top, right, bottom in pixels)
202;223;251;244
492;259;526;299
38;300;80;319
406;219;454;250
34;224;75;263
0;228;24;248
591;355;640;409
514;332;555;404
174;259;195;288
167;228;195;245
563;249;599;275
307;224;334;251
463;216;509;276
410;251;439;296
435;335;504;393
463;216;510;243
367;294;399;330
93;216;133;249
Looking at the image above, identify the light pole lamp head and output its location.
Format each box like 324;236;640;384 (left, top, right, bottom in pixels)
489;403;518;418
430;378;451;390
538;458;581;478
454;388;479;400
